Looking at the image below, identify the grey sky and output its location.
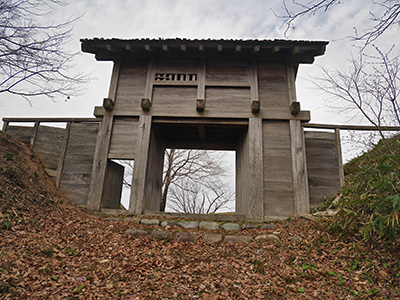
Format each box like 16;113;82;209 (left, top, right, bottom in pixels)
1;0;397;159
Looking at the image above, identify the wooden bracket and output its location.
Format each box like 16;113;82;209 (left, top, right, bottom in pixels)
196;99;205;112
290;102;301;115
141;98;152;112
103;98;115;111
251;101;260;114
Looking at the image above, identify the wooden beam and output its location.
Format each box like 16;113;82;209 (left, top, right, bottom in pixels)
197;58;206;108
180;44;186;51
253;45;260;52
141;98;152;111
30;121;40;150
103;98;115;111
290;120;309;215
2;117;101;123
129;115;153;214
56;122;71;189
290;102;301;115
248;118;264;219
143;59;155;108
199;44;205;52
251;101;260;114
292;46;300;54
145;44;151;51
196;99;205;112
303;123;400;131
217;44;223;52
235;45;241;52
87;59;120;211
335;128;345;187
271;46;280;53
125;44;134;52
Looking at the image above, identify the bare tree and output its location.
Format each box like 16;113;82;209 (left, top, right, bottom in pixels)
0;0;86;102
167;178;234;214
313;46;400;152
161;149;231;212
120;149;234;213
276;0;400;46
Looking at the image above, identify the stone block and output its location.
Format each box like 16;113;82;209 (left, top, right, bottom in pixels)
161;220;178;228
224;235;253;244
124;217;141;224
254;234;280;243
241;223;260;229
175;232;196;242
222;223;240;231
151;230;171;240
199;221;219;230
140;219;160;226
178;221;199;229
203;233;223;243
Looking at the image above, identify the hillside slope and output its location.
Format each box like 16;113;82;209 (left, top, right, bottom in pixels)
1;131;399;299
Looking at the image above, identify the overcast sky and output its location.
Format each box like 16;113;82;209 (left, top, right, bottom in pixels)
0;0;397;159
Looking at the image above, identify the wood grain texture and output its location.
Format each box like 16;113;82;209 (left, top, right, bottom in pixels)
206;59;249;83
263;120;295;217
108;117;139;159
290;120;309;215
304;130;341;208
60;122;99;207
152;86;197;112
205;87;251;113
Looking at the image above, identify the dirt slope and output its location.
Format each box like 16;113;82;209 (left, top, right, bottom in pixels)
1;131;399;299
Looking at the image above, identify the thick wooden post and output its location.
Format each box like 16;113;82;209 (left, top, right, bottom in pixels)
30;121;40;150
290;120;310;214
56;122;71;189
248;118;264;219
129;115;153;214
335;128;345;187
87;59;121;211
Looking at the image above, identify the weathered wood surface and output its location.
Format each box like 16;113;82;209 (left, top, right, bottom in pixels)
236;130;249;215
5;125;34;145
152;86;197;111
248;118;264;219
205;87;251;112
61;122;99;206
206;59;249;83
263;120;294;217
108;117;139;159
34;125;65;171
290;120;309;214
101;160;124;209
258;62;290;112
304;130;341;208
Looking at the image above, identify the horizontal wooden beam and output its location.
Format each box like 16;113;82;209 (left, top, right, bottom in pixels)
93;106;311;121
303;123;400;131
3;117;101;123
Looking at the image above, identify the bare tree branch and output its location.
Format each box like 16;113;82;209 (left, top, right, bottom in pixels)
0;0;88;102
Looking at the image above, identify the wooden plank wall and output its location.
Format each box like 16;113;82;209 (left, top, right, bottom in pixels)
263;120;295;216
113;60;148;115
6;126;34;145
258;62;290;113
34;125;65;171
59;123;99;206
304;131;341;208
108;117;139;159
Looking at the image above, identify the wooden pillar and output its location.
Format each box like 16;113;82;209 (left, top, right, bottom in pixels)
87;59;121;211
335;128;345;187
129;115;153;214
290;120;310;214
250;60;260;113
196;59;206;112
30;121;40;150
56;122;71;189
248;118;264;219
